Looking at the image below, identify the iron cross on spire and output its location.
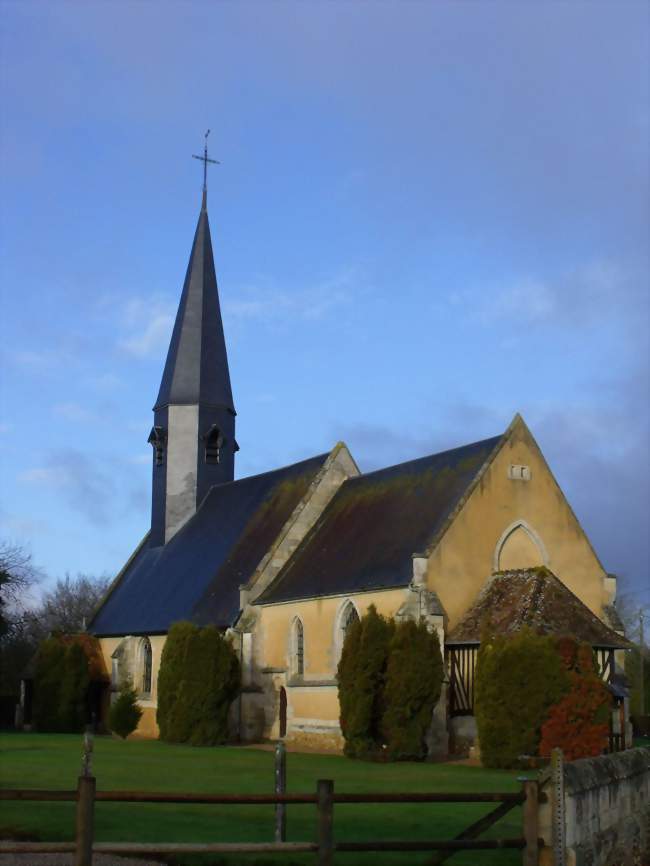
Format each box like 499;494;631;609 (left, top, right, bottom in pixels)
192;129;220;198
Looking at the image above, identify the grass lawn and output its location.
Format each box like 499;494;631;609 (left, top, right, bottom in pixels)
0;732;526;866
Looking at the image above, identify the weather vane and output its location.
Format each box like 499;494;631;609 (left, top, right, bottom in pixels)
192;130;219;194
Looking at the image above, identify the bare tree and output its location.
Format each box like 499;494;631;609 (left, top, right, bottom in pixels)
0;542;43;697
37;573;111;635
0;541;41;638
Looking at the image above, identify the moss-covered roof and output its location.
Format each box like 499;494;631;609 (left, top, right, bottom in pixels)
446;567;631;649
89;453;329;635
256;435;502;604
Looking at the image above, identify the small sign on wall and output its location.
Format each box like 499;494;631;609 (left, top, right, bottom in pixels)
508;464;531;481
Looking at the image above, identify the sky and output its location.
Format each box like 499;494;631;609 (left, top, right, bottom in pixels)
0;1;648;607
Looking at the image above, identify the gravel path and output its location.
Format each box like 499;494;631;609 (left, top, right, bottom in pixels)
0;856;166;865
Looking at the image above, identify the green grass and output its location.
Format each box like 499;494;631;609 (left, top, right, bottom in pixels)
0;732;525;866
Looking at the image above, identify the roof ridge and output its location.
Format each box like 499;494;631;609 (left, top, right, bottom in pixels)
203;452;330;492
346;433;503;483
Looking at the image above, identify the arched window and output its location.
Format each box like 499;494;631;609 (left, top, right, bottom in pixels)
493;520;548;572
203;425;224;465
147;426;167;466
336;601;360;661
140;638;152;695
292;619;304;677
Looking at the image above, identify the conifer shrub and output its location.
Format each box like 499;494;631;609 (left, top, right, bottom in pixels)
337;605;394;758
33;637;90;732
157;621;240;746
109;680;143;739
381;619;444;760
539;639;610;760
474;628;569;768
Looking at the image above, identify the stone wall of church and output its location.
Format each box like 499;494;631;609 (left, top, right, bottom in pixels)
248;587;413;748
426;418;612;629
98;634;165;738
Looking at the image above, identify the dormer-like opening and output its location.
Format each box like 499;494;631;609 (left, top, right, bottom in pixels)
148;426;167;466
203;424;224;465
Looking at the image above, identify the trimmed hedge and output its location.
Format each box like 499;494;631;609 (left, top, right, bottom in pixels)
109;680;143;739
337;607;444;760
474;628;569;768
157;621;240;746
33;637;89;732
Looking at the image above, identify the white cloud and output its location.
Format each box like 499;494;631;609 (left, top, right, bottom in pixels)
115;294;176;359
120;311;174;358
52;402;96;423
19;466;70;486
128;453;151;465
8;349;58;369
87;373;123;390
224;268;358;324
456;260;637;329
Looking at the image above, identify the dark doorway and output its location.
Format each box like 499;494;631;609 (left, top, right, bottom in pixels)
279;687;287;738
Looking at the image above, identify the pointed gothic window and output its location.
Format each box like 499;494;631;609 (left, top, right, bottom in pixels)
141;638;152;695
292;619;304;677
336;601;360;662
203;424;224;464
148;426;167;466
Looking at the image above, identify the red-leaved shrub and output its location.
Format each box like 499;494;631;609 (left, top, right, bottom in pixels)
539;639;610;761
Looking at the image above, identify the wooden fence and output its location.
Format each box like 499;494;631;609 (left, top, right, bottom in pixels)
0;776;543;865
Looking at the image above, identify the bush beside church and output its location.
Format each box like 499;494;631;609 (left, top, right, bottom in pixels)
337;606;444;760
157;621;240;746
33;637;90;732
475;630;612;768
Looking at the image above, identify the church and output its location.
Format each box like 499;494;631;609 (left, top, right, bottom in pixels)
88;173;629;755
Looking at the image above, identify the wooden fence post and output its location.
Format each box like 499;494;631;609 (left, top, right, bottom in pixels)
74;774;95;866
551;747;566;866
317;779;334;866
274;740;286;842
522;779;538;866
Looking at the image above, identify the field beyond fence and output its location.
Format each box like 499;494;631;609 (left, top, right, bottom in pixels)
0;733;531;866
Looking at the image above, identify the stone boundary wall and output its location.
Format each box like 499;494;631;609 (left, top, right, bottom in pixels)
563;747;650;866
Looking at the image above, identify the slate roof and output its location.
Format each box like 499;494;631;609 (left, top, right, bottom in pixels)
446;567;631;649
256;435;503;605
155;202;234;412
89;453;328;636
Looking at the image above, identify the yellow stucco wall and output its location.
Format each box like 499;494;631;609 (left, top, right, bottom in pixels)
256;588;407;677
98;634;165;738
426;418;608;628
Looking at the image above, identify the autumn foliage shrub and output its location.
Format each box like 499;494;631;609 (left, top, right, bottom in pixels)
539;639;610;760
474;629;570;768
337;607;444;760
157;621;240;746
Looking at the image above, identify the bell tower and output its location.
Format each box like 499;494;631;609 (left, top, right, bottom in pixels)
149;135;236;545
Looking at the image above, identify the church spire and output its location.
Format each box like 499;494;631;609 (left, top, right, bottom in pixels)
154;201;233;413
149;142;236;546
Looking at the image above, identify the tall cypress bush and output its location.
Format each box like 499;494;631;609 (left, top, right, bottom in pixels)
337;605;394;758
381;620;444;760
474;628;570;768
157;621;240;746
33;637;90;732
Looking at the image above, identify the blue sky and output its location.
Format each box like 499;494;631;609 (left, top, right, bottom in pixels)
1;1;648;605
